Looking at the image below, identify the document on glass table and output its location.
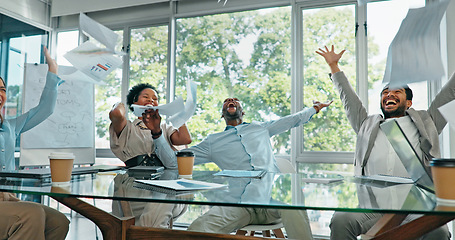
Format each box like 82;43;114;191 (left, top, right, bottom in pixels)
213;170;266;178
301;176;344;184
134;178;227;194
355;174;414;184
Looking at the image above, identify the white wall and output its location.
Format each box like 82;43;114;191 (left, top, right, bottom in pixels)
51;0;167;17
0;0;50;31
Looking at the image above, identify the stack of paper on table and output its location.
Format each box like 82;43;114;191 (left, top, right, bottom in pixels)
134;178;226;195
301;176;344;184
213;170;266;178
355;174;414;184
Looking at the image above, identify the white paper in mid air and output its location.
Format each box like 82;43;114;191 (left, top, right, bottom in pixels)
383;0;450;89
59;68;102;85
167;80;198;128
132;80;198;128
64;41;123;84
79;13;118;52
132;97;184;117
438;100;455;131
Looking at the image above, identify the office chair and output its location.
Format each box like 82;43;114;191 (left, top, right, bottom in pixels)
235;157;296;238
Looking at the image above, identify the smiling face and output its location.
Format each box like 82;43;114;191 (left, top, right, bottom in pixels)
380;87;412;119
221;98;244;124
134;88;159;107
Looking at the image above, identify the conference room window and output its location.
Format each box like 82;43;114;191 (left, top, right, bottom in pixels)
175;6;293;155
301;5;356;153
92;30;123;148
6;35;43;150
56;30;79;66
128;25;168;118
56;29;124;149
5;35;43;120
367;0;428;114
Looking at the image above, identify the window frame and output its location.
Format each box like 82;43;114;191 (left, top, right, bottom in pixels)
50;0;450;164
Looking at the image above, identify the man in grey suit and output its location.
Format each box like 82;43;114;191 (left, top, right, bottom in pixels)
317;45;454;240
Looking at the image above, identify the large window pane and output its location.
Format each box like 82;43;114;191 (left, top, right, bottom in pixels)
6;35;43;120
176;7;292;154
56;31;79;66
367;0;427;115
302;5;356;152
56;30;124;149
93;30;123;148
129;25;168;117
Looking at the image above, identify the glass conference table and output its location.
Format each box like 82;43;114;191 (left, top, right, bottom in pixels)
0;170;454;240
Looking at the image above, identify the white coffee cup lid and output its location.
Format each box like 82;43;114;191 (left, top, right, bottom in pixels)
48;152;75;159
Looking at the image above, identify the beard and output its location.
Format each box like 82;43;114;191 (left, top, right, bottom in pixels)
381;103;407;118
222;108;242;121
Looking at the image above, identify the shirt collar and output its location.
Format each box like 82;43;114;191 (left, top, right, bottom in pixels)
224;122;249;131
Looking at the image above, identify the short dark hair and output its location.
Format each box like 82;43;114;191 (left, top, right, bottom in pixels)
126;83;159;111
381;84;413;101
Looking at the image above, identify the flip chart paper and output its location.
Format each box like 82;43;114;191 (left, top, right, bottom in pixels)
21;64;94;148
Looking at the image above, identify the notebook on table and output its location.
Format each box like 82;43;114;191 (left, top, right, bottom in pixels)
379;119;435;193
134;178;227;195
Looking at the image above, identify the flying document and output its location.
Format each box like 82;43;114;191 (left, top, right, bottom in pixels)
383;0;450;89
79;12;118;52
62;13;124;84
132;80;198;128
63;41;123;84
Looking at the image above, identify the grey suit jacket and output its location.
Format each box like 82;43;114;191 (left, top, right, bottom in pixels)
331;71;455;176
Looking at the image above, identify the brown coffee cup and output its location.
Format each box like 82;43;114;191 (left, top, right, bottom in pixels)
176;151;194;178
430;158;455;205
49;152;75;186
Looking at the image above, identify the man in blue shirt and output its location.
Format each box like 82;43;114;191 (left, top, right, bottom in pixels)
145;97;331;239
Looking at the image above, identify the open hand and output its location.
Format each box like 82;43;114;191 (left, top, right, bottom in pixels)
313;100;333;113
315;45;345;72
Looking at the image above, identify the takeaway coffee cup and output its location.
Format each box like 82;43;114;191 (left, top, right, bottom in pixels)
176;151;195;178
49;152;75;186
430;158;455;205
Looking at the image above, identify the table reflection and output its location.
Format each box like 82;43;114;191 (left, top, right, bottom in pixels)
111;169;187;228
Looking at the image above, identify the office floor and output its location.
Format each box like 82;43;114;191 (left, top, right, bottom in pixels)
66;213;101;240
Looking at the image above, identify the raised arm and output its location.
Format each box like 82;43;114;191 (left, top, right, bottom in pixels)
265;100;332;137
428;71;455;133
315;45;345;74
316;45;367;133
109;102;127;137
16;46;62;134
44;46;58;75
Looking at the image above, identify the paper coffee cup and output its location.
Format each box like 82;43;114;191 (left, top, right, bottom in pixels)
430;158;455;205
49;152;75;186
176;151;194;178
